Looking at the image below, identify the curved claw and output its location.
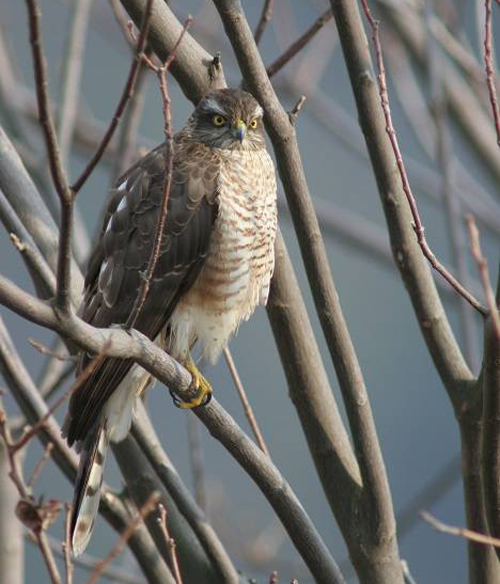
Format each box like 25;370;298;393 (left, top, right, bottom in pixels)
170;356;213;410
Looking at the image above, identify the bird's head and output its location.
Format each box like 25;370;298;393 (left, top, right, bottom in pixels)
190;88;266;150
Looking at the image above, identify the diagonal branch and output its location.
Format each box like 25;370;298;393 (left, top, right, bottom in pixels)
71;0;155;194
266;8;333;78
359;0;486;316
254;0;274;45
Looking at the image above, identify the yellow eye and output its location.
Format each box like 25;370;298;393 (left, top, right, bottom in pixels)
249;119;258;129
212;115;226;126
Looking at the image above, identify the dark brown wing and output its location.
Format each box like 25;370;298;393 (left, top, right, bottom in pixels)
66;138;219;446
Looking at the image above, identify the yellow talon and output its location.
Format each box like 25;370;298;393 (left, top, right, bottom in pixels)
177;355;213;409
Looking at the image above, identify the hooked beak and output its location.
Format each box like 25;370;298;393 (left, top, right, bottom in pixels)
232;119;247;143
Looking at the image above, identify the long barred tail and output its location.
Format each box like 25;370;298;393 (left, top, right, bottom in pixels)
70;422;109;556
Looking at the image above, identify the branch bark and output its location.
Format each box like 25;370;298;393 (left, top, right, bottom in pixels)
211;1;402;581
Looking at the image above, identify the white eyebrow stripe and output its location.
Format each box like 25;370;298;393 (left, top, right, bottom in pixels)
202;98;226;115
253;104;264;118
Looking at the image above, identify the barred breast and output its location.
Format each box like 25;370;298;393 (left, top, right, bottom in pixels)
169;147;277;364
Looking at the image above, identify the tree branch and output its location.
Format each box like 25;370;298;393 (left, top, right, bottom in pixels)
359;0;485;315
24;0;74;313
483;0;500;147
254;0;273;45
328;0;474;402
71;0;155;194
266;9;332;78
211;2;402;581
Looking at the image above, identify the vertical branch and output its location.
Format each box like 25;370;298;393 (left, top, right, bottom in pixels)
57;0;95;167
126;17;192;328
483;0;500;146
186;415;207;512
0;439;24;584
158;505;184;584
24;0;74;314
426;10;479;371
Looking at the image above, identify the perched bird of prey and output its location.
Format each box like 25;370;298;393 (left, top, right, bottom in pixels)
63;88;278;555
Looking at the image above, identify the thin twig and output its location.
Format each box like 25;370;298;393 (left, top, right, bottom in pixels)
27;442;53;489
71;0;155;193
85;492;160;584
254;0;274;45
28;338;73;361
0;407;62;584
466;216;500;339
483;0;500;147
401;560;418;584
422;510;500;547
223;347;270;457
36;530;63;584
288;95;306;126
63;504;74;584
24;0;74;313
126;16;193;328
426;11;479;371
157;504;184;584
359;0;487;315
266;9;332;78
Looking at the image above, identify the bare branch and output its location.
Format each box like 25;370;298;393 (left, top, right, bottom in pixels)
483;0;500;147
71;0;155;193
359;0;486;315
223;348;269;457
422;510;500;547
126;16;193;329
0;407;62;584
254;0;274;45
63;504;74;584
158;505;183;584
266;9;332;78
85;492;161;584
186;414;207;512
28;338;73;361
0;319;174;584
119;0;226;102
24;0;74;313
131;404;239;583
211;2;401;581
466;217;500;339
27;442;53;489
57;0;94;167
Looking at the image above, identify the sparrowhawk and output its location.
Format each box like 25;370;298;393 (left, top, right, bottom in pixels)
63;88;278;555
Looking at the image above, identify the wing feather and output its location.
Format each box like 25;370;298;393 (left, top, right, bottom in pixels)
65;139;219;446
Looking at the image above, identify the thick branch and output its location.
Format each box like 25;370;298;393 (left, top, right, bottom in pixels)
212;2;402;582
328;0;474;402
0;317;174;584
481;316;500;561
119;0;226;103
0;126;83;305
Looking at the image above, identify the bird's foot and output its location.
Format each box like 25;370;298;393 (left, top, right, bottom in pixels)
170;356;213;409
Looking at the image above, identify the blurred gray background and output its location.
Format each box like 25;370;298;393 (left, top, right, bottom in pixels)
0;1;499;583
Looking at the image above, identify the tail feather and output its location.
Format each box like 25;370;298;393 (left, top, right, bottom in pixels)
70;422;109;556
